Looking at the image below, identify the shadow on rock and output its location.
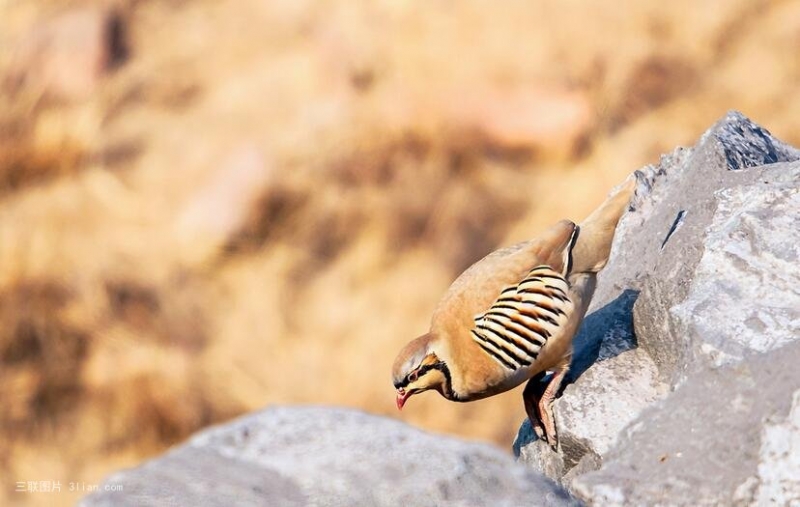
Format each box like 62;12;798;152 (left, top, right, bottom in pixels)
567;288;640;384
513;289;640;456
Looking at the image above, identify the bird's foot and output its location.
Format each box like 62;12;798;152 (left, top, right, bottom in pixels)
538;400;559;451
529;416;547;441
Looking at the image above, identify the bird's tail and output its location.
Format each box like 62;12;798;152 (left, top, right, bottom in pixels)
570;172;637;274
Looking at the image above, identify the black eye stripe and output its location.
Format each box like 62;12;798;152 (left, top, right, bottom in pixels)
394;361;448;390
394;361;455;399
416;365;433;376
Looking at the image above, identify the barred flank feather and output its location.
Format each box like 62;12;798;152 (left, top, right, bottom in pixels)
471;266;573;371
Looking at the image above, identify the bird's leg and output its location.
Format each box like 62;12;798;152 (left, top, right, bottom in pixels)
522;371;549;441
523;368;569;449
538;367;568;449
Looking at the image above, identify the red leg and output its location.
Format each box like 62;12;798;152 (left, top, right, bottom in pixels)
538;367;568;449
523;367;569;449
523;371;548;441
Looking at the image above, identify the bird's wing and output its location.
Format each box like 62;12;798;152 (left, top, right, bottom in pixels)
465;175;637;374
428;219;578;382
431;219;578;329
469;264;575;372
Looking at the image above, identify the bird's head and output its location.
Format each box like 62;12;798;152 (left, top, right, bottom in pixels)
391;333;451;410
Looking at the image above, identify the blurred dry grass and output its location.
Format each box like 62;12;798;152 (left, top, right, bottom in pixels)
1;0;800;505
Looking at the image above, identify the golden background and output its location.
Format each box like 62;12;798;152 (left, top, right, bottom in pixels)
1;0;799;505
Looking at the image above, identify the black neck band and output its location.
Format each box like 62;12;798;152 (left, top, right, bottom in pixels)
432;361;456;400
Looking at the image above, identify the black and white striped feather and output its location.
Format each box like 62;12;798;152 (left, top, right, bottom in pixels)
470;265;574;371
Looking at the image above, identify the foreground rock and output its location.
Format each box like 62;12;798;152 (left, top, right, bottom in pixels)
80;406;578;507
514;111;800;504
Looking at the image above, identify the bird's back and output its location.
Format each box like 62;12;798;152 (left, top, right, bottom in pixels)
429;219;577;338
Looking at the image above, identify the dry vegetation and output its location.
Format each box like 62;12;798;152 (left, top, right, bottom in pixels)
1;0;799;505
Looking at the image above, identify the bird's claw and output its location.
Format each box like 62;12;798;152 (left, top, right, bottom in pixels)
531;420;546;441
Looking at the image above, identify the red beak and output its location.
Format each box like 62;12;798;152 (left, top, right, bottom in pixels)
396;389;410;410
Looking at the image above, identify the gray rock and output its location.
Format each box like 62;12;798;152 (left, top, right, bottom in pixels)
754;389;800;505
572;342;800;506
514;111;800;501
669;169;800;366
80;406;580;507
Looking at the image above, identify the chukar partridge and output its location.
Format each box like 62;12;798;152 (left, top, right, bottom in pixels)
391;173;637;447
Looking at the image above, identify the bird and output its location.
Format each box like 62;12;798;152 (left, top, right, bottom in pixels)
391;173;638;448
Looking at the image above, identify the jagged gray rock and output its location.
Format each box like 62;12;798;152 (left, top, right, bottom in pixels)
573;342;800;506
514;111;800;504
80;406;580;507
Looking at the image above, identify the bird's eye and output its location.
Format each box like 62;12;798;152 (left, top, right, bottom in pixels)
409;371;419;382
